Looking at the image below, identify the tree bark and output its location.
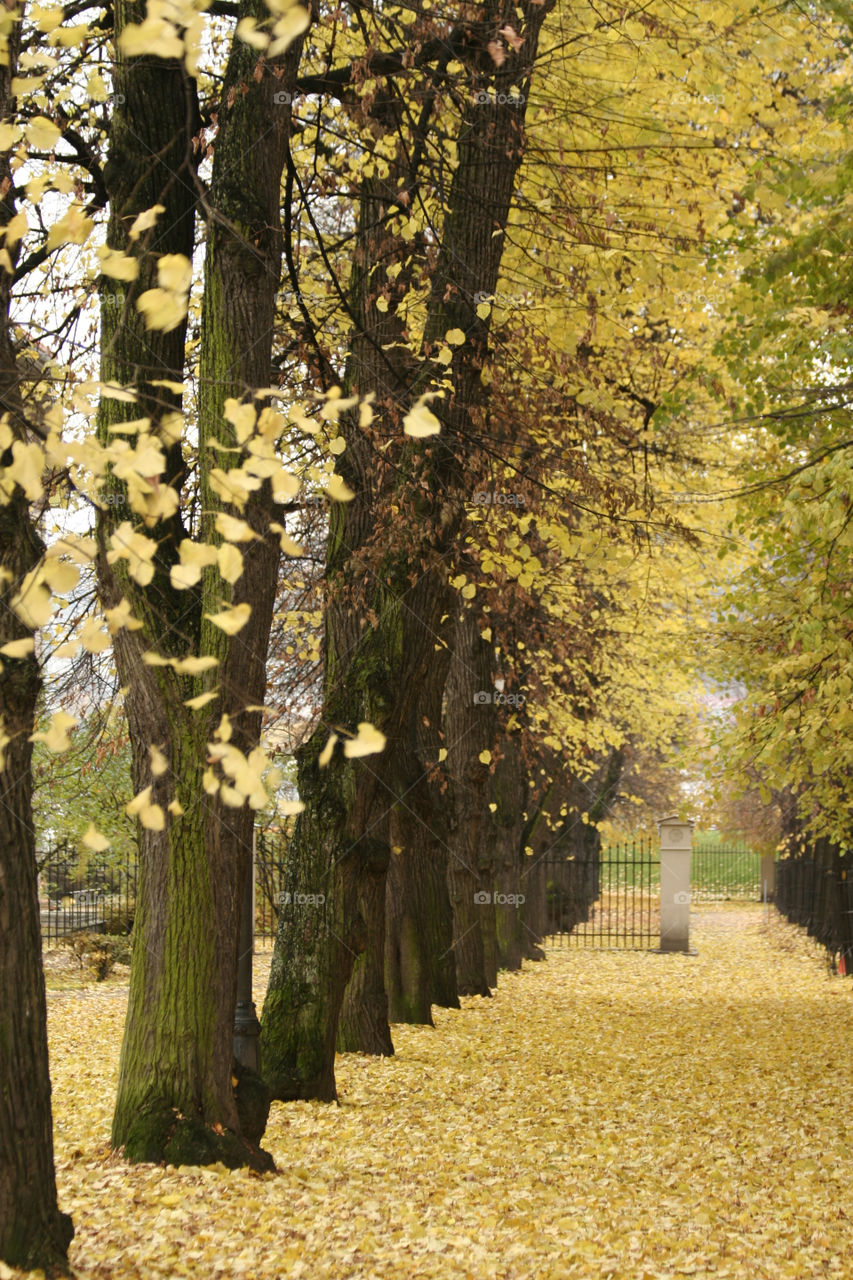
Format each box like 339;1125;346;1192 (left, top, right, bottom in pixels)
99;0;302;1167
491;731;527;971
445;607;496;996
0;12;74;1267
261;0;555;1097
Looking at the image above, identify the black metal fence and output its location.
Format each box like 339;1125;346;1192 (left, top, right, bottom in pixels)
775;841;853;974
254;827;288;942
691;843;763;902
544;839;659;950
38;844;137;945
39;828;291;947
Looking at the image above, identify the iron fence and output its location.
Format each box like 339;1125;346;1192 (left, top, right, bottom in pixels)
38;844;137;945
39;827;291;948
544;839;659;950
255;827;288;942
775;841;853;974
691;843;762;901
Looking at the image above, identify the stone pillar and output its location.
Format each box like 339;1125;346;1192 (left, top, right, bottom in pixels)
760;853;776;903
658;815;694;953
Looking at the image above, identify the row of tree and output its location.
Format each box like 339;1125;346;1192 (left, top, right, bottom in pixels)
2;0;850;1272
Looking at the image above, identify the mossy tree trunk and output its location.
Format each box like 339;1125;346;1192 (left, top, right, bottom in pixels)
261;0;555;1098
262;144;429;1085
98;0;303;1167
445;607;497;997
0;19;74;1267
385;656;458;1024
491;732;528;971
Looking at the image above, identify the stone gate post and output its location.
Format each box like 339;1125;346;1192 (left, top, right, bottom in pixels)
658;815;694;953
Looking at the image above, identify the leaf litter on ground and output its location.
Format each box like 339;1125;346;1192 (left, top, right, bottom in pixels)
7;904;853;1280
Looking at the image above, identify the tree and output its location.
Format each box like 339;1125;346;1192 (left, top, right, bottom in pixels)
93;0;312;1167
261;0;558;1099
0;6;74;1270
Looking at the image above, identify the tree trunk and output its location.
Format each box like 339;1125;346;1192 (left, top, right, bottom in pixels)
100;0;303;1167
0;17;73;1265
337;833;394;1055
385;649;458;1024
491;733;527;971
445;607;496;996
262;0;555;1096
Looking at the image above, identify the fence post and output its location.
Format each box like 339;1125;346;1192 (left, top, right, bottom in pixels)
233;829;260;1072
761;852;776;905
658;815;694;953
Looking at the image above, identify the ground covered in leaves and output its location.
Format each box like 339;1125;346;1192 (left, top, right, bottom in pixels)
9;905;853;1280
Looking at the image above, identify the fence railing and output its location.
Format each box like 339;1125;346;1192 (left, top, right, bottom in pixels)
38;846;137;945
691;843;762;901
544;839;659;949
775;842;853;974
39;828;291;947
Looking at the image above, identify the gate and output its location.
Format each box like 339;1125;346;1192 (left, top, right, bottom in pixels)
691;842;762;902
544;838;659;949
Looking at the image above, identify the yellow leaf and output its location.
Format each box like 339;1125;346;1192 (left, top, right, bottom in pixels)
267;2;311;56
11;572;53;629
236;16;269;48
318;733;338;767
149;745;169;777
479;750;492;765
157;252;192;293
106;522;157;586
46;205;93;249
3;210;27;249
404;400;441;438
81;824;111;852
118;19;183;59
326;474;355;502
79;617;110;654
173;655;219;675
105;599;144;633
205;602;252;635
218;543;244;584
126;786;166;830
224;398;257;444
25;115;61;149
185;691;218;710
215;513;257;542
136;287;188;333
343;722;386;759
445;327;466;345
0;637;34;658
31;710;77;753
97;247;139;281
128;204;166;242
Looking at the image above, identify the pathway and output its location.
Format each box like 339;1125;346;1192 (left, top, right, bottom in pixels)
41;903;853;1280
